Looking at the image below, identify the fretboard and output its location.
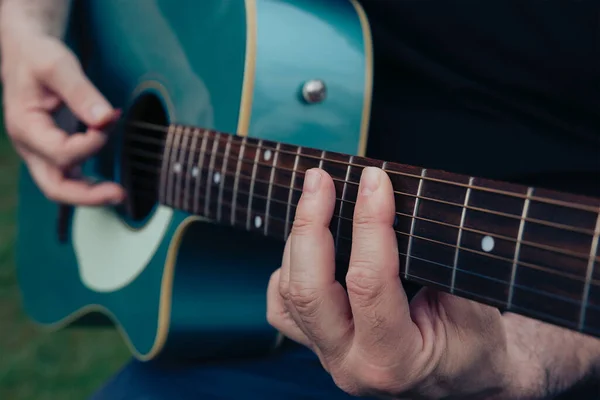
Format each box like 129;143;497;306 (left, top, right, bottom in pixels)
129;123;600;339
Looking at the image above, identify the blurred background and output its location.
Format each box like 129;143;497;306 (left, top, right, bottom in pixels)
0;93;130;399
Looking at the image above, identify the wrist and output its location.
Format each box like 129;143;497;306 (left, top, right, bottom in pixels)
0;0;72;41
501;313;600;399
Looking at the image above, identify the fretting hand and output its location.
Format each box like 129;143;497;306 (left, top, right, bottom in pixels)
267;167;599;399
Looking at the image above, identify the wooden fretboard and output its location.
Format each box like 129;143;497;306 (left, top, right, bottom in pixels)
125;122;600;339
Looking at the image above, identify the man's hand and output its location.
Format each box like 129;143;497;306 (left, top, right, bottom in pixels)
267;167;600;399
0;0;125;206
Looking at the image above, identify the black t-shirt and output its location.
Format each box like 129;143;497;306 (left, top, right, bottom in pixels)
358;0;599;198
356;2;599;397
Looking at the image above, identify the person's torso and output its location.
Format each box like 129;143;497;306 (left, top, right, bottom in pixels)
358;0;599;195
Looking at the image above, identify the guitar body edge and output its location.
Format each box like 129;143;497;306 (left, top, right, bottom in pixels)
16;0;372;361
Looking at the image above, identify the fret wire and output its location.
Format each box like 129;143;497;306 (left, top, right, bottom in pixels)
167;165;600;305
451;177;474;294
579;210;600;330
217;134;233;222
204;132;221;217
336;156;354;251
264;143;280;235
129;155;599;264
338;244;584;313
158;181;600;309
246;139;263;230
158;124;176;204
348;245;586;314
127;125;599;214
334;232;596;311
127;138;597;236
193;128;209;215
507;187;534;308
187;164;595;309
406;168;427;279
166;125;183;207
230;137;247;225
285;147;302;241
351;246;590;308
175;126;191;210
166;172;600;309
132;168;600;286
184;127;200;211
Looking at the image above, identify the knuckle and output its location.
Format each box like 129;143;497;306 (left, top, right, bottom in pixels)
354;201;392;228
36;47;82;88
345;267;384;301
353;207;379;226
43;186;63;203
354;207;389;230
45;141;72;169
52;152;72;170
278;280;290;303
288;282;321;316
36;51;69;79
290;213;316;237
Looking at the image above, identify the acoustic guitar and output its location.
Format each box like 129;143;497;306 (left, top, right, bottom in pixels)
16;0;600;362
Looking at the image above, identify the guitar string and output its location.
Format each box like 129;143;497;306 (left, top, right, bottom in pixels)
122;138;591;304
330;252;600;331
126;172;600;309
125;120;600;214
123;128;599;237
121;132;599;239
126;155;594;262
112;122;600;330
125;144;600;288
126;162;600;288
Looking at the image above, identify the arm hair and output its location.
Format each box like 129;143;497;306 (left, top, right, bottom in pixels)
503;313;600;399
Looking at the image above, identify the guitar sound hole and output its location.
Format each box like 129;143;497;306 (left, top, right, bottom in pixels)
120;92;168;224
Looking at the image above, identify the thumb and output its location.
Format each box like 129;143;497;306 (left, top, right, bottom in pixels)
35;39;115;128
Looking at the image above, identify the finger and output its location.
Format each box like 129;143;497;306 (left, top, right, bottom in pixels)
346;167;420;351
26;155;125;206
278;236;293;304
34;40;115;127
279;238;306;331
20;111;114;169
267;268;312;348
288;168;353;363
279;236;318;346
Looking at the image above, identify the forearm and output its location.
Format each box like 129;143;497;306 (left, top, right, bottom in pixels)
503;313;600;399
0;0;72;40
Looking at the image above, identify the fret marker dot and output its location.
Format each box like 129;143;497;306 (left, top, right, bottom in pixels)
191;167;199;177
254;215;263;229
213;172;221;184
481;236;495;252
173;163;182;174
263;150;272;162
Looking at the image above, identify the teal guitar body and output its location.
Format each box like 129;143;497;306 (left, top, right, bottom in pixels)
16;0;372;361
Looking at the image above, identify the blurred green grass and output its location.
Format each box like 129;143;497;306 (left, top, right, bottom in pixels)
0;129;130;399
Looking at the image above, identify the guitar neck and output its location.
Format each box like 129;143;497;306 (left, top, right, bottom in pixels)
125;122;600;339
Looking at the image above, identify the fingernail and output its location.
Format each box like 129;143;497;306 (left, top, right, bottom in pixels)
303;169;321;194
360;167;381;196
90;103;111;123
